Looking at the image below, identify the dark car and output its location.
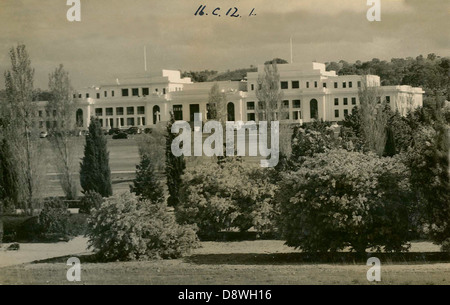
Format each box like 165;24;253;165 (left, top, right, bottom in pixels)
112;132;128;139
108;128;121;135
126;127;140;135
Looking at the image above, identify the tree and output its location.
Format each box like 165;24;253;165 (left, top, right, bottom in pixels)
165;112;186;207
130;154;165;203
207;83;226;122
3;44;44;214
358;78;389;156
47;64;79;199
264;58;288;65
255;60;284;123
80;117;112;197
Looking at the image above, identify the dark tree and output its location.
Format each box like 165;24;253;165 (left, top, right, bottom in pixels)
0;139;19;205
80;117;112;197
165;112;186;207
130;154;164;203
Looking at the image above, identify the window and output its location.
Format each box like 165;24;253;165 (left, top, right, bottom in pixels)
258;101;265;110
282;110;289;120
386;96;391;103
104;91;107;98
39;121;44;128
116;107;124;115
352;97;357;105
247;113;255;121
282;100;289;108
112;90;115;97
344;109;349;117
293;100;301;108
335;109;339;118
106;108;113;116
306;82;310;89
127;118;135;126
173;105;183;120
292;81;300;89
357;81;361;88
251;84;255;91
73;94;76;98
99;119;103;127
95;108;103;116
142;88;149;96
86;93;89;98
293;111;299;120
78;94;82;98
155;88;159;92
334;98;339;106
96;93;100;99
314;81;318;88
281;81;288;89
334;82;338;89
132;88;139;96
344;98;348;105
349;81;353;88
38;111;43;117
127;107;134;115
142;117;146;125
137;106;145;115
343;82;347;88
163;88;166;94
122;89;129;97
323;83;327;88
247;102;255;110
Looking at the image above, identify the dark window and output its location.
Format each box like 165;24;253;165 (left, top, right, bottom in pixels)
78;94;82;98
127;118;135;126
281;81;288;89
95;108;103;116
310;99;318;119
323;83;327;88
96;93;100;99
127;107;134;115
352;97;357;105
314;81;318;88
344;109;349;117
173;105;183;120
282;100;289;108
335;109;339;118
293;100;301;108
116;107;124;115
99;119;103;127
334;98;339;106
334;82;338;89
142;117;146;125
306;82;310;89
344;98;348;105
73;94;76;99
247;102;255;110
104;91;107;98
386;96;391;103
106;108;113;116
343;82;347;88
137;106;145;115
163;88;166;94
38;111;43;117
122;89;129;97
132;88;139;96
293;111;299;120
357;81;361;88
247;113;255;121
112;90;115;97
86;93;89;98
142;88;149;96
349;82;353;88
292;81;300;89
251;84;255;91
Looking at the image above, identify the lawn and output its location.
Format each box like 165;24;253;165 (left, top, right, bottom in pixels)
0;240;448;285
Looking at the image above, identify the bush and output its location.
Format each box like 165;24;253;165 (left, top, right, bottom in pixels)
79;191;103;214
67;214;89;236
86;192;198;261
278;150;414;254
38;198;71;240
112;132;128;139
176;160;278;239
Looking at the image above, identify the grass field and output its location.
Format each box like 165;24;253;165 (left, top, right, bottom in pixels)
0;240;448;285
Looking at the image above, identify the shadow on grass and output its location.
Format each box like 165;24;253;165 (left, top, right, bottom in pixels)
31;253;98;264
185;252;450;266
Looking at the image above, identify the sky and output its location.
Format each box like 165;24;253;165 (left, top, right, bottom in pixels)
0;0;449;89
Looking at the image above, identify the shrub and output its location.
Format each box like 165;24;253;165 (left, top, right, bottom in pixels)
79;191;103;214
278;150;414;254
130;154;165;203
67;214;89;236
86;192;198;261
38;198;71;239
176;160;278;239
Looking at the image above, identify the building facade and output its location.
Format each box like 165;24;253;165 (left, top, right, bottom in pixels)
37;62;424;130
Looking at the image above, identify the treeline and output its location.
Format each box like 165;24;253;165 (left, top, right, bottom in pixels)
325;54;450;101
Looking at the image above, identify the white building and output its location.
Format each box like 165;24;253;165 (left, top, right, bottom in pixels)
37;62;424;130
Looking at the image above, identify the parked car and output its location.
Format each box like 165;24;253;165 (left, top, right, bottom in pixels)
112;132;128;139
108;128;121;135
126;127;140;135
39;131;48;138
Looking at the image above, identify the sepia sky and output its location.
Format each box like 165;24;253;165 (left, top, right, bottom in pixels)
0;0;448;89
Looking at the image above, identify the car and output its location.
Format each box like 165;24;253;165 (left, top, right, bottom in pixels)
39;131;48;138
112;132;128;139
125;127;140;135
108;128;121;135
